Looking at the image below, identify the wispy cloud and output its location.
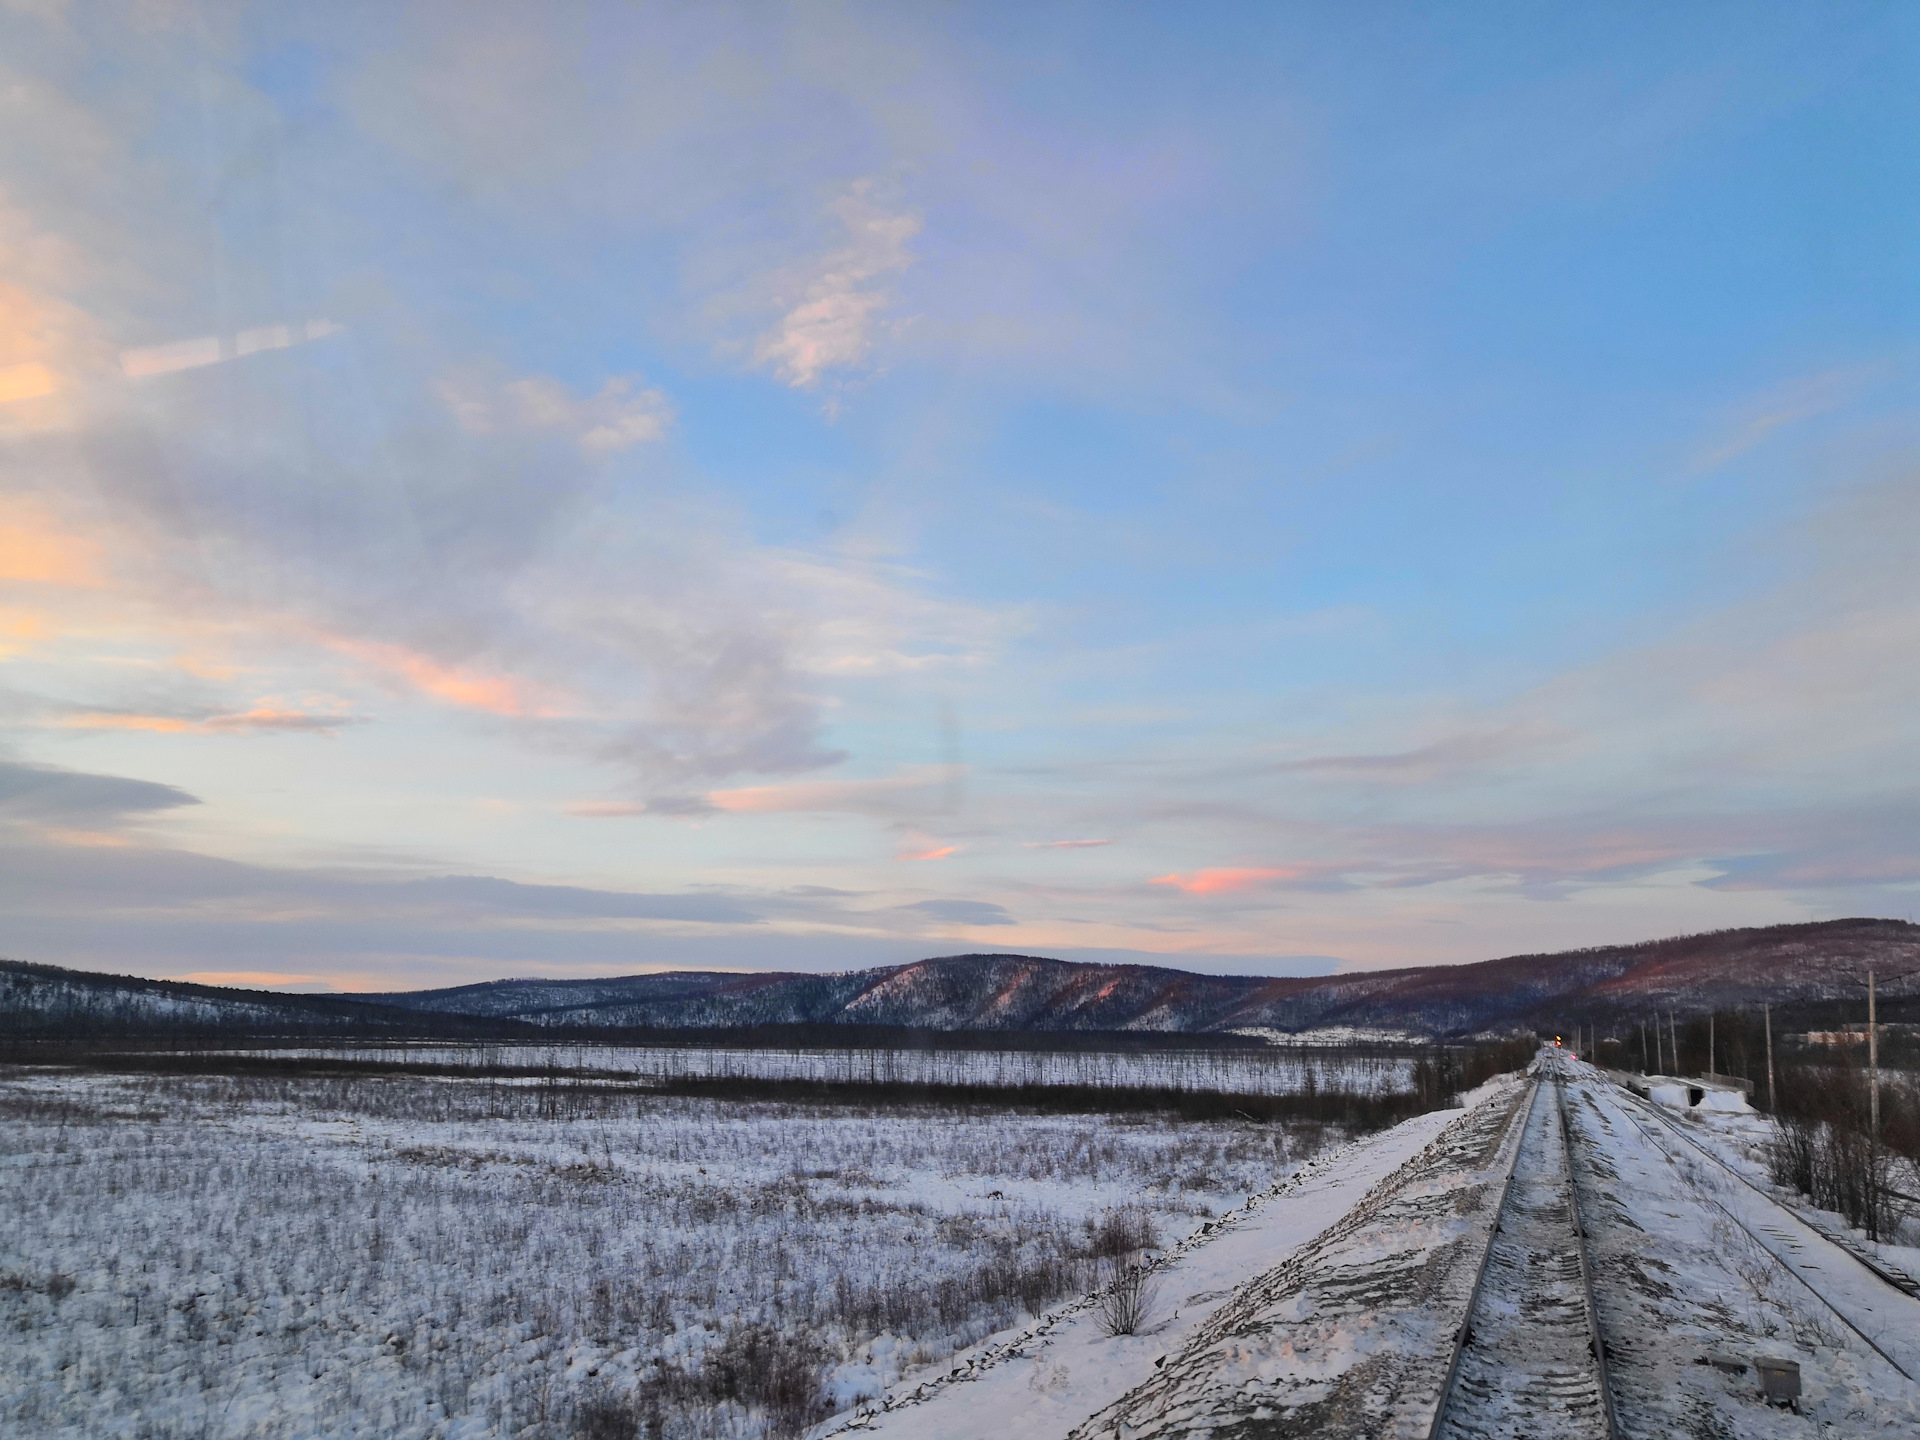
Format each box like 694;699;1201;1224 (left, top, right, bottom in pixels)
326;638;570;718
897;842;958;861
0;607;49;658
1262;726;1557;783
1027;838;1114;849
750;181;920;389
564;800;648;818
0;361;55;404
435;368;671;456
0;760;199;826
1691;364;1885;472
57;706;356;736
902;898;1014;926
709;764;961;816
120;319;344;379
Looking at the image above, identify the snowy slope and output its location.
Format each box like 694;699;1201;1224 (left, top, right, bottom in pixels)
815;1079;1522;1440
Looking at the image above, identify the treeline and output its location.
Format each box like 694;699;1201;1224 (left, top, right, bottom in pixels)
1578;1002;1919;1082
645;1073;1430;1129
1407;1034;1539;1108
2;1035;1543;1131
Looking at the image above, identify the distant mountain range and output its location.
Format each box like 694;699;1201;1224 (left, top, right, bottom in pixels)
4;918;1915;1043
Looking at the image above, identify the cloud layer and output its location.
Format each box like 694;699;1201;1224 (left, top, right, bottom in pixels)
0;3;1915;986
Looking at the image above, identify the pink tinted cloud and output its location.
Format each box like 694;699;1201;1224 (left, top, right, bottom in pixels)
565;800;648;818
897;844;958;861
1150;866;1306;895
327;637;566;718
1027;838;1113;849
708;765;958;815
59;706;353;736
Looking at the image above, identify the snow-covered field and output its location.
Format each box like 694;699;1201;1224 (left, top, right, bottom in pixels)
215;1043;1415;1097
0;1067;1327;1440
16;1056;1905;1440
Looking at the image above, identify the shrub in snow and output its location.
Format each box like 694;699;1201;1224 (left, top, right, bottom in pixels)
1094;1259;1160;1338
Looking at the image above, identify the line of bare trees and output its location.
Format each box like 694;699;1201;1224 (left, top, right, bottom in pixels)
1765;1049;1919;1242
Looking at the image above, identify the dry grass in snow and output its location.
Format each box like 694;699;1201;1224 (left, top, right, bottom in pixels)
0;1069;1324;1440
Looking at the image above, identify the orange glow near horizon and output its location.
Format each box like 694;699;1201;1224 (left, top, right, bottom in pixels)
165;971;331;990
0;361;56;404
0;515;104;586
1150;866;1298;895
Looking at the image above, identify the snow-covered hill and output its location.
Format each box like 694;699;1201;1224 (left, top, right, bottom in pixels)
8;917;1915;1041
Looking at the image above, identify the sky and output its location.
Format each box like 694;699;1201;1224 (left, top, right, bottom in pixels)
1;1;1917;992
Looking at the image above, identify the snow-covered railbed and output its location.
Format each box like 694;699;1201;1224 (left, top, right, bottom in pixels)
808;1089;1503;1440
1023;1077;1529;1440
1615;1076;1920;1301
1565;1065;1920;1435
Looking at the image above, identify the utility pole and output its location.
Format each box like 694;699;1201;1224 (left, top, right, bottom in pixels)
1670;1010;1680;1076
1869;970;1879;1137
1764;1002;1775;1112
1640;1019;1648;1073
1709;1012;1716;1077
1869;970;1881;1240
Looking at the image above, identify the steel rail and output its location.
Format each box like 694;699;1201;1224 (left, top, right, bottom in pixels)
1424;1073;1541;1440
1595;1075;1917;1385
1551;1064;1623;1440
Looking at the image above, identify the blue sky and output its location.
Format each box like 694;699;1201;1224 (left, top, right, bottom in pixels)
1;1;1915;990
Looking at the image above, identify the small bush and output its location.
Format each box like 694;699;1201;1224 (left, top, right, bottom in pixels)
700;1323;831;1437
1095;1260;1160;1337
1088;1205;1159;1260
572;1391;642;1440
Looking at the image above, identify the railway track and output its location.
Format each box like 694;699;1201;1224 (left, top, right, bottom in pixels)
1432;1060;1618;1440
1589;1072;1920;1385
1623;1081;1920;1299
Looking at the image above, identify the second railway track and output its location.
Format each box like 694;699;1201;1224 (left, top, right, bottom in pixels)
1433;1061;1618;1440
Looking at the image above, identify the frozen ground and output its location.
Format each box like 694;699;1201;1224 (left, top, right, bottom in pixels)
219;1043;1414;1097
0;1067;1325;1440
